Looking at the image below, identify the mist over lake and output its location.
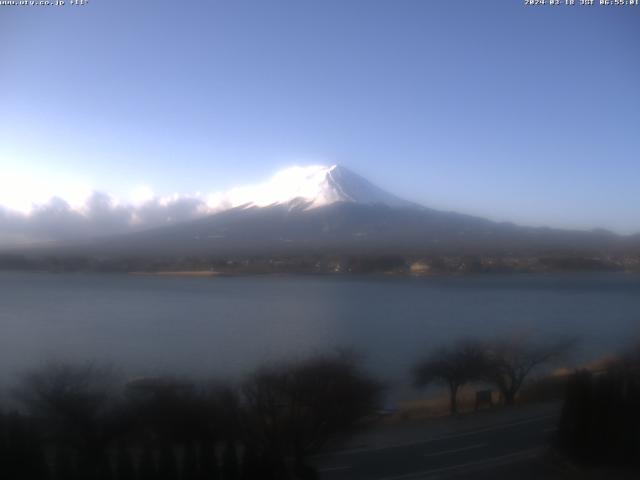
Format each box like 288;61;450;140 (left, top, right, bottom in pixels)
1;271;639;402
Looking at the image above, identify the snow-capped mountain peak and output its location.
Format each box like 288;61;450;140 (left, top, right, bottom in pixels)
210;164;415;211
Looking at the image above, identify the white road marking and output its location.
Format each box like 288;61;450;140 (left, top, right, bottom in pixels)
317;414;556;457
318;465;351;472
423;442;487;457
375;447;544;480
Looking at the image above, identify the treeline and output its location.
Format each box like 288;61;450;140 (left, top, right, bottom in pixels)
1;334;568;480
0;353;380;480
3;338;639;478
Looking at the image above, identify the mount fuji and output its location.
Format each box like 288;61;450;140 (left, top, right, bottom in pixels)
72;164;630;259
210;164;417;211
7;164;634;267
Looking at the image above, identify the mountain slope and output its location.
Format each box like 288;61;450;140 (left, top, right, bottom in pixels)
9;164;637;259
83;201;629;258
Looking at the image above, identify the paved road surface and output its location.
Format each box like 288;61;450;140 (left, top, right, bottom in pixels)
314;403;560;480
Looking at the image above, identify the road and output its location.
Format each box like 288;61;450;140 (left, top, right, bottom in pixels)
314;403;560;480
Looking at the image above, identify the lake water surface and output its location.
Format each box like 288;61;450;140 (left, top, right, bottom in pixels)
1;272;639;402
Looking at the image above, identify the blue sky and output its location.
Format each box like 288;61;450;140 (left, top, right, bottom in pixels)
1;0;639;233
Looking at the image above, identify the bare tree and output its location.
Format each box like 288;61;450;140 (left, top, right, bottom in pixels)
413;339;487;415
241;352;381;478
15;361;121;477
483;335;574;406
16;361;120;430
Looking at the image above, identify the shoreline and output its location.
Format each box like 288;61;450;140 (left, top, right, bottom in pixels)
0;268;639;278
128;270;225;277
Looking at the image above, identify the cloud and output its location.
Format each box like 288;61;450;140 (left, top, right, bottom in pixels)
131;195;205;227
0;165;337;247
130;185;155;206
0;191;215;247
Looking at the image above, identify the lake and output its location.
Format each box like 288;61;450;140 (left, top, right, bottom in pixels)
1;271;639;403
